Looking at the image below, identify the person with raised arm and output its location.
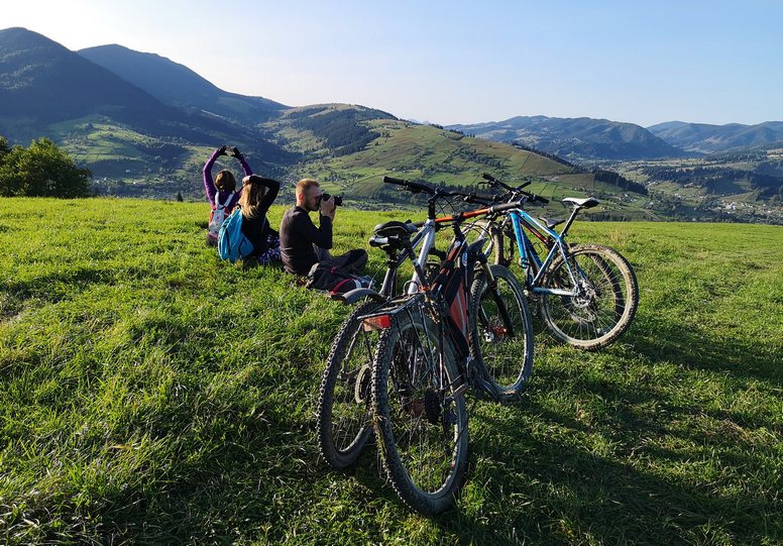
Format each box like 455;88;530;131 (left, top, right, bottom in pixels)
203;145;252;246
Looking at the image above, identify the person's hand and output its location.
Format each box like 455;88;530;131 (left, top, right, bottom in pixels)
228;146;242;159
217;145;228;155
319;194;336;220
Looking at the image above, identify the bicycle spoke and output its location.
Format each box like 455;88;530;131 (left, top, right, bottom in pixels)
541;244;638;349
372;310;468;514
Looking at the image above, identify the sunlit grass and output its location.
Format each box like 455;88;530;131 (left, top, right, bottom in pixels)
1;198;781;545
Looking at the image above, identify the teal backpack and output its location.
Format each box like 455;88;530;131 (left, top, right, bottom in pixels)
218;208;255;262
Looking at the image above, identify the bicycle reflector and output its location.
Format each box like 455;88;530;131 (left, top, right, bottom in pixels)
363;315;392;331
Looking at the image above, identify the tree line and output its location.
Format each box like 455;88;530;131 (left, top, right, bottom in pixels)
642;165;783;197
0;136;91;198
290;108;393;157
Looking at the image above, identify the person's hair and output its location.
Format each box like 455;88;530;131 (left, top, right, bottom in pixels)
296;178;320;198
215;170;236;193
239;175;268;219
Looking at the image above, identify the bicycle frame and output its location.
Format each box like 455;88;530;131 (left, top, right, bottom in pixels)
361;201;523;396
373;218;440;298
501;207;586;298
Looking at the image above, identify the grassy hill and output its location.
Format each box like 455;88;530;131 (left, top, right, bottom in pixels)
264;105;655;219
1;198;781;545
613;146;783;224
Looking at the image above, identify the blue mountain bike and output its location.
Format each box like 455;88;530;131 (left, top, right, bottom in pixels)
475;173;639;350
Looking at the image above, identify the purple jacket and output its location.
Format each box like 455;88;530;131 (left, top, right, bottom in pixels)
203;148;253;213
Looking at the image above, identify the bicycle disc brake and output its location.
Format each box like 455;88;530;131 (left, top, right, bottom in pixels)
354;363;372;404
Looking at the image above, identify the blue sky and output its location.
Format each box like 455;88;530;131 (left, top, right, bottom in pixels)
6;0;782;127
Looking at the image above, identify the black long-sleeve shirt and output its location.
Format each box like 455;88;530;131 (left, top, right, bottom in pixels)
240;177;279;257
279;206;333;275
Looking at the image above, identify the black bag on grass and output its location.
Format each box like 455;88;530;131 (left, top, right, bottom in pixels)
306;261;372;297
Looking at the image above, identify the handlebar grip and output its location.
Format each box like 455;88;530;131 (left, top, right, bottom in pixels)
489;200;526;214
383;175;435;195
383;176;407;185
520;190;548;205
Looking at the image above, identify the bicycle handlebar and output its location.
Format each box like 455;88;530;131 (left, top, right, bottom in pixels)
488;199;530;215
480;173;549;205
436;199;529;224
382;176;436;195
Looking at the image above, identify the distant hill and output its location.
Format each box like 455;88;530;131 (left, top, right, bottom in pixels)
447;116;686;161
0;28;171;130
260;105;656;220
0;27;293;179
647;121;783;154
79;44;287;125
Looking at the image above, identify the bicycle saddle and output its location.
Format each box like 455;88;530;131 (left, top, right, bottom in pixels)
372;220;418;238
562;197;600;209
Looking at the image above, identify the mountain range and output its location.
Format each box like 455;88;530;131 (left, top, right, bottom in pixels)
4;27;782;164
0;27;292;166
646;121;783;155
447;117;783;162
446;116;686;161
78;44;287;126
1;26;781;223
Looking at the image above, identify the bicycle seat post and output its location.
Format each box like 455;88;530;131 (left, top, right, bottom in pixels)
559;205;583;238
377;245;401;298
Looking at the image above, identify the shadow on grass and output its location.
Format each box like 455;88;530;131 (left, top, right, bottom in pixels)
627;314;782;387
2;266;112;317
432;371;781;544
7;296;780;544
381;306;782;544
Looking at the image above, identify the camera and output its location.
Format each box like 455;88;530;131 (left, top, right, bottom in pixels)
321;193;343;206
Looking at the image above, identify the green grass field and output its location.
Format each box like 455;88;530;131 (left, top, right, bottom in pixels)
1;198;782;545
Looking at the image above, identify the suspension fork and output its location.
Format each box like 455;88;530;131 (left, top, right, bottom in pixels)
473;251;517;339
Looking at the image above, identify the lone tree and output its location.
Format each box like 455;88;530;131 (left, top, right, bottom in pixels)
0;137;91;198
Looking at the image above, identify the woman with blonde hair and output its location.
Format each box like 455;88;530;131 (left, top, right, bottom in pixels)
238;174;281;264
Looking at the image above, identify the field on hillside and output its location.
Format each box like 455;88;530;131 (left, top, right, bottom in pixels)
1;198;782;545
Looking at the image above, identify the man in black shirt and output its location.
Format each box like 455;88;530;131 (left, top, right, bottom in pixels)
279;178;367;276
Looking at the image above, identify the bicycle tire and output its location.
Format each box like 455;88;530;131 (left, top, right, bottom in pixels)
469;264;534;401
316;300;382;469
540;243;638;350
372;307;468;514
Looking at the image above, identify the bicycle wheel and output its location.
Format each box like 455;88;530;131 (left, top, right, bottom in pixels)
372;306;468;515
540;243;638;350
469;264;534;401
316;301;382;469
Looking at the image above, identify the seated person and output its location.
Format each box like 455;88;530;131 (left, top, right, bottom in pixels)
238;174;281;265
279;178;367;276
203;145;252;245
